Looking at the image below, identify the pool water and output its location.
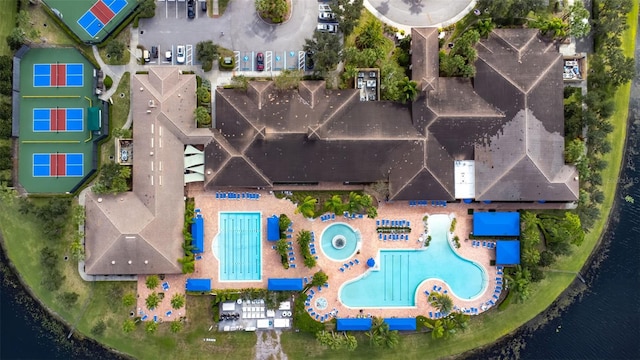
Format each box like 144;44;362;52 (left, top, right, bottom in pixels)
214;212;262;281
340;214;487;307
320;223;359;261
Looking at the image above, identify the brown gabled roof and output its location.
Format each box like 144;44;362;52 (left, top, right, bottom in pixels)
411;28;439;91
84;68;200;275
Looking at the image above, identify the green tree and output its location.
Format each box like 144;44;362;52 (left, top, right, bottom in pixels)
145;321;158;334
324;194;344;214
355;19;385;50
146;275;160;290
194;106;211;126
398;77;418;103
295;195;317;218
310;270;328;288
429;293;454;315
367;318;400;348
424;319;445;339
138;0;157;18
567;1;591;38
274;70;303;90
255;0;288;23
93;163;131;194
106;41;126;61
346;192;363;214
146;292;161;309
171;293;185;309
504;266;531;303
196;41;219;72
6;28;25;51
122;318;136;333
330;0;364;36
475;18;495;38
303;32;343;75
122;292;137;307
69;234;85;261
197;87;211;104
170;320;183;333
531;16;568;39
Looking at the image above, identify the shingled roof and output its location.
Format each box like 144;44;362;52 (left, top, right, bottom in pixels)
206;29;577;201
84;68;206;275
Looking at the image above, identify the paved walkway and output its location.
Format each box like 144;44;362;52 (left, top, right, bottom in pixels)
364;0;476;30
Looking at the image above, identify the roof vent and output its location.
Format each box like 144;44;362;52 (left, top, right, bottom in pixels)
97;197;103;203
144;260;149;264
148;99;156;107
150;151;154;156
111;260;116;265
140;87;144;92
128;260;132;265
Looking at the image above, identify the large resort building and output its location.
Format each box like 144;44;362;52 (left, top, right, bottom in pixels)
80;27;578;327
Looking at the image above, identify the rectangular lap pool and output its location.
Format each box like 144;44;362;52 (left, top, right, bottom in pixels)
216;212;262;281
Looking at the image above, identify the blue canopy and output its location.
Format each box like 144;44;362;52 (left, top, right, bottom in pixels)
267;215;280;241
186;278;211;292
267;278;303;291
463;199;473;204
383;318;417;331
336;318;372;331
496;240;521;265
191;215;204;253
367;258;375;267
473;212;520;237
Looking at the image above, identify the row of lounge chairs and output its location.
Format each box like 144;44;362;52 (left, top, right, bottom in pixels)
379;233;409;241
338;258;360;272
320;213;336;222
409;200;447;207
376;219;411;227
343;211;364;219
215;192;261;200
471;240;495;249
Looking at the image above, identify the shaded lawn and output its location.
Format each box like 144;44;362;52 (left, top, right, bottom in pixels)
101;72;131;163
0;0;17;56
98;29;131;66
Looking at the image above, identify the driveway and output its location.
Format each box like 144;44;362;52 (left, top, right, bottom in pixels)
365;0;475;29
138;0;317;67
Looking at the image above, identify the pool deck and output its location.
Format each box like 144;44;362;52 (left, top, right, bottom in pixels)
136;190;568;322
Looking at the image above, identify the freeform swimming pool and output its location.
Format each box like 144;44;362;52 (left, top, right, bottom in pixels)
320;223;360;261
214;212;262;281
340;214;487;307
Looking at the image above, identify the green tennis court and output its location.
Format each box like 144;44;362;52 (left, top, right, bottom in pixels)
18;48;102;193
42;0;139;43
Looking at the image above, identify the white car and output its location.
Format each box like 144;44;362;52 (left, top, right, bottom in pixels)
176;45;185;64
318;11;336;21
318;3;331;12
317;23;337;33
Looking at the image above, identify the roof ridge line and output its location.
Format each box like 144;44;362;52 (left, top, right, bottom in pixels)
218;90;264;134
315;91;360;131
523;54;559;95
476;153;526;198
476;57;526;93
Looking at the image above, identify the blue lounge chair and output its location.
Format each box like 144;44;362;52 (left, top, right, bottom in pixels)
141;315;148;321
437;286;442;292
432;285;438;291
308;308;313;312
339;268;344;272
290;264;296;268
407;221;410;227
311;312;316;316
493;294;499;300
166;311;173;317
290;257;295;261
349;261;354;266
289;251;294;256
379;233;382;240
376;220;380;226
354;259;360;264
424;290;430;296
331;214;336;220
443;290;448;294
496;277;502;281
429;312;433;318
383;235;387;241
315;314;320;320
311;250;316;255
344;263;350;268
153;315;158;322
482;241;487;247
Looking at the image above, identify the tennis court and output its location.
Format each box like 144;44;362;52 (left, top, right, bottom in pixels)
33;63;84;87
42;0;138;43
33;153;84;177
33;108;84;132
77;0;128;37
17;48;101;193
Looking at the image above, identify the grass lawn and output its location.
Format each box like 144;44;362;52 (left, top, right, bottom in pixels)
0;0;16;56
101;72;131;163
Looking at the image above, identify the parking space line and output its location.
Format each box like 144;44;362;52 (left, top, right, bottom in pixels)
186;44;193;65
298;51;305;70
265;51;272;72
233;51;240;72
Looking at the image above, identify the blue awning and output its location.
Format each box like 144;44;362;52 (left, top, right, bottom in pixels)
336;318;372;331
383;318;416;331
191;215;204;253
186;278;211;292
473;212;520;236
496;240;521;265
267;278;303;291
463;198;473;204
267;215;280;241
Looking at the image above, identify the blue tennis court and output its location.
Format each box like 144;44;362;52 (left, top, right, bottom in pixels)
33;108;84;132
33;153;84;177
33;63;84;87
215;212;262;281
77;0;128;37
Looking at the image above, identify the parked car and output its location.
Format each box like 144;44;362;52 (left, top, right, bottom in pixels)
151;46;158;59
143;50;150;63
165;50;172;61
187;0;195;19
318;4;331;12
256;52;264;71
176;45;185;64
306;50;314;70
201;0;207;11
318;11;336;21
317;23;337;33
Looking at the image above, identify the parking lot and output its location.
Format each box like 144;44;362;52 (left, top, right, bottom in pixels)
233;50;307;72
156;0;207;19
144;44;194;65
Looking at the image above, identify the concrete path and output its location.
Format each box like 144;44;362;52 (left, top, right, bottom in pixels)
364;0;476;31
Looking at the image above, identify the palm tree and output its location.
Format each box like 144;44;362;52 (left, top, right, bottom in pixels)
399;77;419;104
145;292;161;310
295;195;317;218
347;192;363;213
475;18;495;38
324;194;344;214
310;270;328;288
424;319;445;339
145;275;159;290
122;319;136;334
429;293;454;315
171;293;185;309
504;265;531;303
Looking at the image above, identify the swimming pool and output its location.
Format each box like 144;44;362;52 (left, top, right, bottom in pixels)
340;214;487;307
320;223;360;261
213;212;262;281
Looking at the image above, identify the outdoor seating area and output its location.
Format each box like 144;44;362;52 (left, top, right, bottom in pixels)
320;213;336;222
343;211;365;219
217;299;293;331
472;240;496;249
215;191;261;200
338;258;360;272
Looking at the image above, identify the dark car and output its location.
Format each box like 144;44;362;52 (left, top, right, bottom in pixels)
151;46;158;59
201;1;207;11
256;52;264;71
187;0;195;19
306;50;314;70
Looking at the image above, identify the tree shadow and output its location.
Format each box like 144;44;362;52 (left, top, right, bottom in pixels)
376;0;390;15
401;0;424;15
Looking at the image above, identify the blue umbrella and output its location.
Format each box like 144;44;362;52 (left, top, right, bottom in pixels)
463;199;473;204
366;258;375;267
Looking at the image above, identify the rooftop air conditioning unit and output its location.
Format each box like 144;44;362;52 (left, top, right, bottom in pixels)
148;99;156;108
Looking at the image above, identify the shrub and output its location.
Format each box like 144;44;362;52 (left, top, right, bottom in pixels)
122;292;137;307
122;319;136;333
91;320;107;336
146;275;160;290
104;75;113;90
58;292;79;307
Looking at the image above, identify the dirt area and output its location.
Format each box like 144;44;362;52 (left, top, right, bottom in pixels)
254;330;288;360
